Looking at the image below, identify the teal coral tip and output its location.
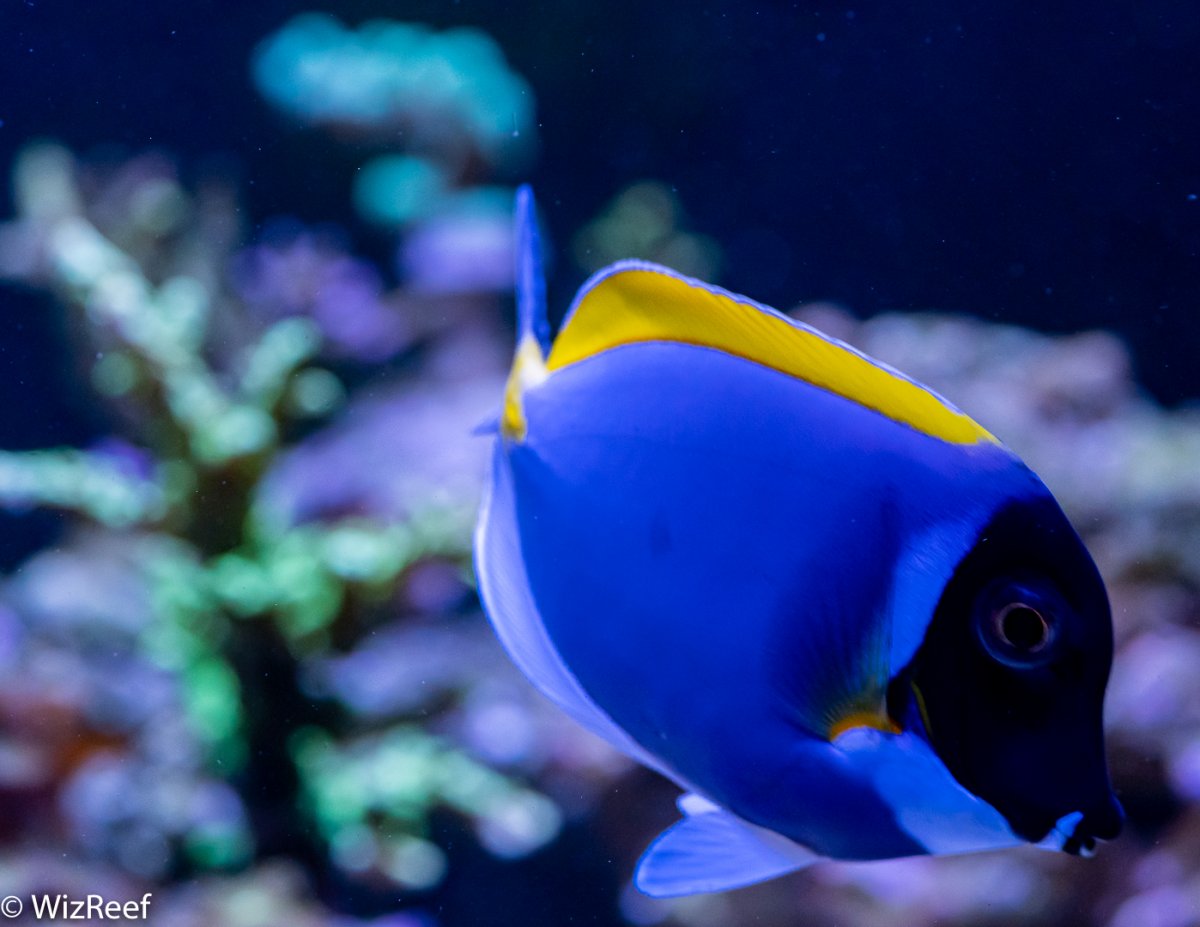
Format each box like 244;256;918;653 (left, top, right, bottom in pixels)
252;13;535;167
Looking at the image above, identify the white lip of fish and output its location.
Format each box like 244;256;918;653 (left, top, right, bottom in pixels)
1043;811;1088;854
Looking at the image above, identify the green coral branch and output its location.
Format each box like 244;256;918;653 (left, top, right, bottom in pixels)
211;507;474;646
52;216;277;465
0;447;167;528
12;145;282;467
238;317;322;413
139;538;247;769
291;725;561;888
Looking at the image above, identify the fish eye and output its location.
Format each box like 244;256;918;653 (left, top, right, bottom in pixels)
995;603;1052;654
974;582;1061;668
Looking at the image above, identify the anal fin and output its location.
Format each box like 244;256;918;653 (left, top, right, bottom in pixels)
634;794;818;897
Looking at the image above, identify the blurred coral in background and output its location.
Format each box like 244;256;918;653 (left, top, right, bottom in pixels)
0;15;589;926
0;8;1198;927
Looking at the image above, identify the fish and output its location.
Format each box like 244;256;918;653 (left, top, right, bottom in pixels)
473;186;1123;897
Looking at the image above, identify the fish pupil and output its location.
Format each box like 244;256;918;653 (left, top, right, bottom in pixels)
999;604;1048;652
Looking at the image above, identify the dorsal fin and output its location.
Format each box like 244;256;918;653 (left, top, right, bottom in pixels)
547;262;996;447
502;186;550;441
515;185;551;354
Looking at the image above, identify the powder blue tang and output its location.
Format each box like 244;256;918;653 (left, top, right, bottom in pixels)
474;188;1122;896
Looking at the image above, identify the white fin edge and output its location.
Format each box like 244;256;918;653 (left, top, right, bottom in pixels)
474;444;671;775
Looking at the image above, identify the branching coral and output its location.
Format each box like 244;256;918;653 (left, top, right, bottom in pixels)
0;141;562;920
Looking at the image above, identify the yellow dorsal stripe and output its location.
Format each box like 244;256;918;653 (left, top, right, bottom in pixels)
546;268;996;446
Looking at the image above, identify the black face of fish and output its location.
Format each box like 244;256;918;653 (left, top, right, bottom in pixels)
892;497;1124;853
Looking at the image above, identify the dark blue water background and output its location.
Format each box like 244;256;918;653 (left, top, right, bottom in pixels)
2;2;1197;411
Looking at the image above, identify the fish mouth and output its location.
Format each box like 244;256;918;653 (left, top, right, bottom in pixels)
1050;799;1124;857
1059;814;1098;857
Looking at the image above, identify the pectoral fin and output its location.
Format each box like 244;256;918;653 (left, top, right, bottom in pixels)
834;727;1024;854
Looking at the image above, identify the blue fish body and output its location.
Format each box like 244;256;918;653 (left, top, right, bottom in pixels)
475;188;1121;896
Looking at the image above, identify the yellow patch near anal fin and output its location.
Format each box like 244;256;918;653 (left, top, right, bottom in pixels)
828;710;902;742
501;335;549;442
